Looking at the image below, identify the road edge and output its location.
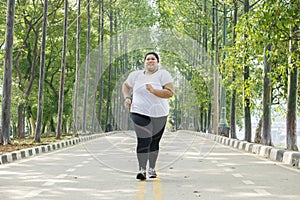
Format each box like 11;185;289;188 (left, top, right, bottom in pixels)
181;130;300;169
0;131;118;165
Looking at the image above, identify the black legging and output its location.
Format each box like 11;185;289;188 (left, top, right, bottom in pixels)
131;113;167;170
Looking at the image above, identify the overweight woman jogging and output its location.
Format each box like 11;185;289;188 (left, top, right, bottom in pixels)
122;52;174;180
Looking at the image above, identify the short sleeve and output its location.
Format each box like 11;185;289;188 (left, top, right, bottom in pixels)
125;71;138;87
160;70;173;86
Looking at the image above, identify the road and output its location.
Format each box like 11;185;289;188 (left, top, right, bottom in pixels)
0;130;299;200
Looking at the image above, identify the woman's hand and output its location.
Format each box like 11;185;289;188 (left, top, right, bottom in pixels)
124;98;132;108
146;84;154;93
146;83;174;98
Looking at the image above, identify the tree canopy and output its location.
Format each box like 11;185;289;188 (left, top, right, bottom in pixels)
1;0;299;150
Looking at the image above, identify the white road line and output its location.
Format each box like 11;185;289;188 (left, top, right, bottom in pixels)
66;168;76;172
56;174;68;178
75;164;83;168
82;161;89;164
254;189;271;196
42;174;68;187
24;190;43;198
42;181;55;186
232;173;243;178
242;180;255;185
224;168;233;172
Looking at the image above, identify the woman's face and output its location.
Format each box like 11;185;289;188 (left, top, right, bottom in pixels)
144;54;159;72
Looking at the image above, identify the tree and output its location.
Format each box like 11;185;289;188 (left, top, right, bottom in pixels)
286;23;299;151
224;0;300;149
73;0;81;135
56;0;68;139
262;44;272;146
35;0;49;142
1;0;16;145
212;0;219;134
230;0;238;139
97;0;105;132
243;0;251;142
82;0;91;133
13;2;41;139
105;0;114;132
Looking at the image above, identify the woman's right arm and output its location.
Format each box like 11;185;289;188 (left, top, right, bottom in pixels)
122;82;132;108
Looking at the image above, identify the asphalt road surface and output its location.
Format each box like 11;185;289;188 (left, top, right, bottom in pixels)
0;130;299;200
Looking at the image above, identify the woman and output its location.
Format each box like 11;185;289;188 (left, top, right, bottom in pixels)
122;52;174;180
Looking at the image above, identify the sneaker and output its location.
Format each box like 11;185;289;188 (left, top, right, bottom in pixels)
136;169;146;180
148;168;157;178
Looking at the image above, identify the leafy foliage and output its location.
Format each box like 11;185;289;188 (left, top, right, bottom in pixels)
1;0;299;149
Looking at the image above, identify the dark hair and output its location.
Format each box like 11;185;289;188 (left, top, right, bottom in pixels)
144;52;159;63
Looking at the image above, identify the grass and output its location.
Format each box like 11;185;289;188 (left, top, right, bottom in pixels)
0;133;75;155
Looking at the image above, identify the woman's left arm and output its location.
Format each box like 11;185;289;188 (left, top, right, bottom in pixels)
146;82;174;98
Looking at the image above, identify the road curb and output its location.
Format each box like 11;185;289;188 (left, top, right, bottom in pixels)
0;131;118;165
182;130;300;169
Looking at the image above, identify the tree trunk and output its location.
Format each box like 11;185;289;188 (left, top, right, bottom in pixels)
1;0;16;145
18;104;25;139
262;44;272;146
29;116;36;137
73;0;81;135
212;0;219;134
82;0;91;133
105;0;113;132
202;0;210;133
230;0;238;139
286;24;299;151
97;0;104;132
91;39;100;132
244;0;252;142
56;0;68;139
254;116;262;144
199;108;203;132
94;8;105;133
35;0;48;142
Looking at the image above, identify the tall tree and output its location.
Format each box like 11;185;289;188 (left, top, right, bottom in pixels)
82;0;91;133
73;0;81;135
91;0;102;132
230;0;238;139
243;0;251;142
203;0;211;133
262;44;272;146
56;0;68;139
97;0;104;132
105;0;113;132
286;23;299;151
35;0;49;142
13;2;40;139
212;0;219;134
1;0;16;145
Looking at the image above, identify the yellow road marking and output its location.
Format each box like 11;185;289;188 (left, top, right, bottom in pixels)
137;180;146;200
136;170;163;200
153;174;163;200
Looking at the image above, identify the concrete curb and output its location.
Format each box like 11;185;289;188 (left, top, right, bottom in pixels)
182;130;300;169
0;131;118;165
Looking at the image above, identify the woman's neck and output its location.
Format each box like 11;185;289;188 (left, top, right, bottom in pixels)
144;69;158;75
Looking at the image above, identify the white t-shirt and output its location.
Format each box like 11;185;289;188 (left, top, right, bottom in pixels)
125;69;173;117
